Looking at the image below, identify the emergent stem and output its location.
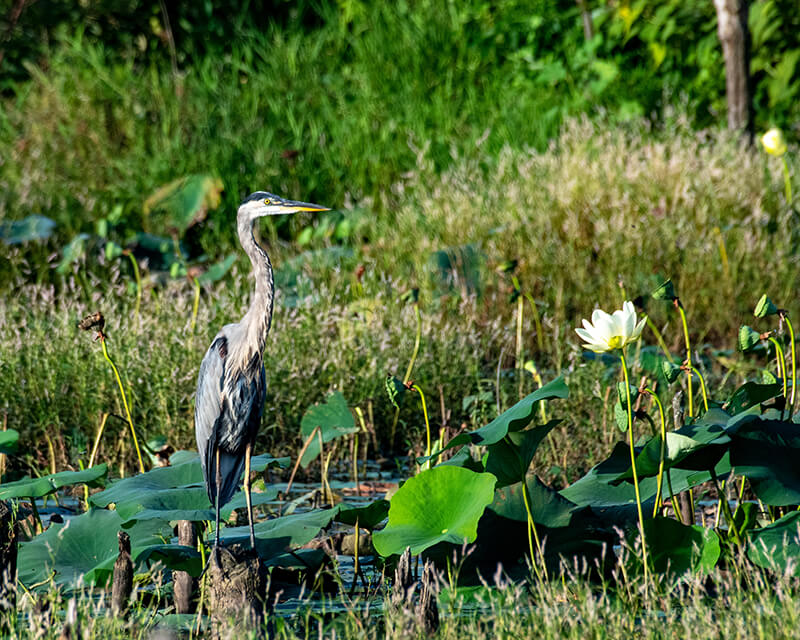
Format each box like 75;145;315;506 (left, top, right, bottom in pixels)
784;314;797;411
412;384;432;468
126;252;142;320
767;336;788;405
644;389;668;518
521;476;547;581
620;351;648;580
688;366;709;413
677;302;694;418
101;336;145;473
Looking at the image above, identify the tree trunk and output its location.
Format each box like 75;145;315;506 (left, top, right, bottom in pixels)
173;521;196;614
207;545;266;631
713;0;753;138
111;531;133;616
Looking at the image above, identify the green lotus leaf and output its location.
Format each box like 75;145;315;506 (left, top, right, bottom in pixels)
197;255;236;284
299;392;358;468
372;466;496;557
730;418;800;506
484;421;561;488
724;381;782;415
217;506;341;560
336;499;390;530
747;511;800;575
0;429;19;455
637;517;720;576
18;509;172;589
488;475;577;527
561;444;731;509
87;543;203;583
428;377;568;458
0;464;107;500
614;414;730;482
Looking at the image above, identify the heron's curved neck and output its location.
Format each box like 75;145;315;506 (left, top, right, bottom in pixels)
237;213;274;356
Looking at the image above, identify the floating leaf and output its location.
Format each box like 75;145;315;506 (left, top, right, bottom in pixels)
372;466;496;556
336;500;390;530
299;392;358;468
0;215;55;245
18;509;171;589
218;506;340;560
0;465;107;500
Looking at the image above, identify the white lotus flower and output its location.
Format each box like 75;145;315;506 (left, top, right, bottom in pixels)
575;301;645;353
761;128;787;157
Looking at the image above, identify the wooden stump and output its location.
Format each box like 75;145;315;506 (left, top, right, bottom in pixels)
0;501;17;630
173;521;197;614
111;531;133;616
207;545;266;631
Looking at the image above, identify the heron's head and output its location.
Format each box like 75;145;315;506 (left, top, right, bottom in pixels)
238;191;330;221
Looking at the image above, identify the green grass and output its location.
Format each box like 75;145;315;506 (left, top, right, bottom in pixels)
10;560;800;638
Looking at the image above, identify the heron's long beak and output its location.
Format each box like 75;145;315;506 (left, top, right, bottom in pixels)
280;200;330;213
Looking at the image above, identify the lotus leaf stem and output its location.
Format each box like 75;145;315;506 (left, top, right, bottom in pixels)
687;366;709;413
666;470;682;525
767;336;788;408
88;413;110;468
100;336;145;474
411;384;432;469
677;302;694;418
644;389;667;518
711;470;741;548
516;293;524;399
784;314;796;411
390;304;423;449
620;351;648;581
521;477;547;581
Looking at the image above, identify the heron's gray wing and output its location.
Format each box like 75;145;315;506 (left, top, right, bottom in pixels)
194;335;227;495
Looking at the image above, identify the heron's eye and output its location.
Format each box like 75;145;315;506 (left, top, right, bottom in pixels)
264;198;271;205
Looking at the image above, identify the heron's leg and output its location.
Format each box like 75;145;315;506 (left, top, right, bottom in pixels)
244;441;256;549
214;446;222;554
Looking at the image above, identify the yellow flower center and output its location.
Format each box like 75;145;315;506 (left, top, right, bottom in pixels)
607;335;624;350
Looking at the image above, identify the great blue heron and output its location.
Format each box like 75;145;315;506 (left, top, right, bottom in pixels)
195;191;329;552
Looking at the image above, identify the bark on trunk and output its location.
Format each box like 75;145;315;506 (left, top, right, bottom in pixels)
207;545;266;631
173;520;197;614
111;531;133;616
713;0;753;138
